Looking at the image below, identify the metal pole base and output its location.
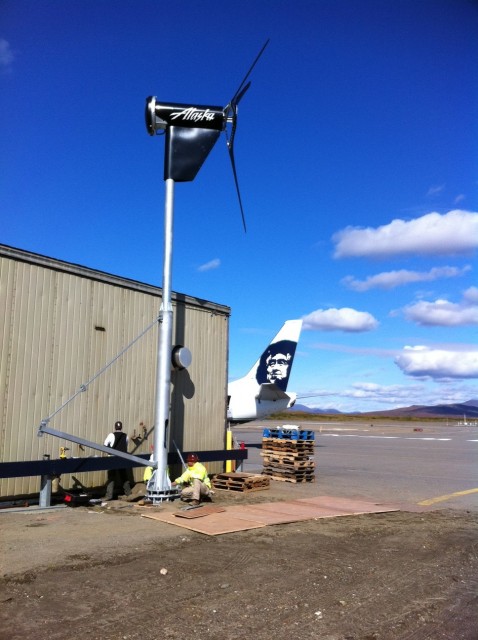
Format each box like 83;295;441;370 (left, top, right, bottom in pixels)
145;469;181;504
146;486;181;504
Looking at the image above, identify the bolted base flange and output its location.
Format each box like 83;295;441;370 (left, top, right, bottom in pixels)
145;486;181;504
146;469;181;504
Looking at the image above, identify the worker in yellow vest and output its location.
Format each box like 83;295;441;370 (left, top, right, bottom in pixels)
172;453;212;505
143;445;154;484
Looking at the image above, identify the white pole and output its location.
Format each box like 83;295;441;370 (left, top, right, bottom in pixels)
148;178;179;501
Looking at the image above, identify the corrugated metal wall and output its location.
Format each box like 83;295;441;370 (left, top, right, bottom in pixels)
0;246;230;498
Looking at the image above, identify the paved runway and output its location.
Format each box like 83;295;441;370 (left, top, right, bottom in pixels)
232;420;478;511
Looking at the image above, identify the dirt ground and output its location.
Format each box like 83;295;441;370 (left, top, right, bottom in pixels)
1;482;477;640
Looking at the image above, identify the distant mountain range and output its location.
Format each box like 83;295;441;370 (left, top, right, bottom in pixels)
292;404;342;415
290;399;478;419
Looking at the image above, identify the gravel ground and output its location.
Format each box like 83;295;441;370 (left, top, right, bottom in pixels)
1;482;477;640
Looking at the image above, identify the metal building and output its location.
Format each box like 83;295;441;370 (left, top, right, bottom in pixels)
0;244;230;498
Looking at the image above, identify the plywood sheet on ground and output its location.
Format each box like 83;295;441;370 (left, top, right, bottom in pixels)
293;496;399;514
226;498;398;524
141;495;400;535
174;505;226;519
142;511;266;535
224;504;317;525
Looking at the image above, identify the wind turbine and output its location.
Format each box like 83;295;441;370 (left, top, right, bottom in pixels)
145;40;269;502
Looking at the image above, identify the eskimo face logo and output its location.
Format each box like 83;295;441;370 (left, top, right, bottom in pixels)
266;353;291;383
170;107;217;123
256;340;297;391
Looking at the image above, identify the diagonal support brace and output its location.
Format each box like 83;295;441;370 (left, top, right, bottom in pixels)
37;422;156;469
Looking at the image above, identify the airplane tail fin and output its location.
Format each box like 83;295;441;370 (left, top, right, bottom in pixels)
244;319;302;392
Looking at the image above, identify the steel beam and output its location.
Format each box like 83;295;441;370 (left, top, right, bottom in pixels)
37;423;155;468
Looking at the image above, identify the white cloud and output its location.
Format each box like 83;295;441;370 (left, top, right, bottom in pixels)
333;210;478;258
345;382;427;403
464;286;478;304
454;194;465;205
426;184;445;197
299;380;476;410
303;307;379;332
197;258;220;272
342;265;471;291
395;346;478;379
403;287;478;326
0;39;14;72
300;382;426;406
427;184;445;197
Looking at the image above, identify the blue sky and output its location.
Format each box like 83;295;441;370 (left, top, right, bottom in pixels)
1;0;477;412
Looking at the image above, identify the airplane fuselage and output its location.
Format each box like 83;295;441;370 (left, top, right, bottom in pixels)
227;392;296;424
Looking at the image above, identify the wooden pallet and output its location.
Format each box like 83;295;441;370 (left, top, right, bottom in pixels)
261;435;316;483
262;437;314;445
262;439;314;454
261;454;315;468
263;464;315;476
260;450;310;460
262;458;315;469
212;472;270;493
264;473;316;484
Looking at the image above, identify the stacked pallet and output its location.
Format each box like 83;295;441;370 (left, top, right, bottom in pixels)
261;427;315;483
212;471;270;492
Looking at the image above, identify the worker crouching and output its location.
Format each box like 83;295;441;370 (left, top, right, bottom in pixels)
172;453;212;505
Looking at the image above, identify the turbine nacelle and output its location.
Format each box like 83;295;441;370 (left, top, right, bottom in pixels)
145;98;226;135
145;40;269;231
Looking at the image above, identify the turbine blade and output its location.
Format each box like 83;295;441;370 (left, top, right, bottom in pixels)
233;81;251;108
227;145;247;233
223;40;269;233
230;39;270;106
